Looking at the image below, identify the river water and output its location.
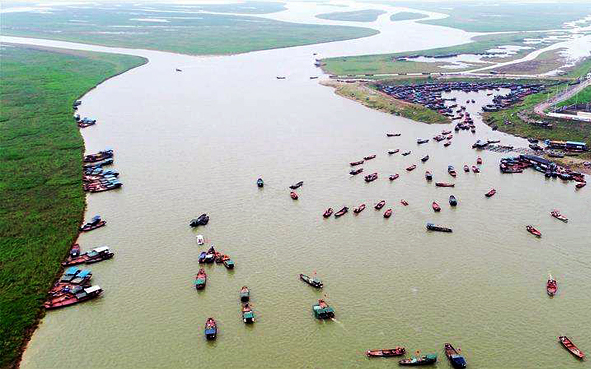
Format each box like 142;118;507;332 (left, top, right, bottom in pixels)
6;3;591;368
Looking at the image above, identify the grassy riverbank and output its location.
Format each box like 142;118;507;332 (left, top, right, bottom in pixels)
0;44;146;369
1;4;378;55
490;49;568;75
316;9;386;22
324;80;449;124
557;86;591;107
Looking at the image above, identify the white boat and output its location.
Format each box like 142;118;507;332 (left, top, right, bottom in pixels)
196;235;205;245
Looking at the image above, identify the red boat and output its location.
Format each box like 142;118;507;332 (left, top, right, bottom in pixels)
353;204;366;214
364;155;376;160
485;189;496;197
80;220;106;232
350;160;364;166
406;165;416;171
432;202;441;212
334;206;348;217
383;209;392;218
401;200;408;206
290;191;298;200
547;276;557;296
550;210;568;222
477;157;483;165
559;336;585;359
323;208;333;218
366;347;406;357
526;225;541;237
436;182;455;187
374;200;386;210
472;165;480;173
576;181;586;189
195;268;207;290
44;285;102;309
463;165;469;172
444;141;451;147
389;174;400;181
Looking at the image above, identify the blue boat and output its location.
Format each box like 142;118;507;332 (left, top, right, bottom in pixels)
444;343;466;368
61;267;80;282
198;252;206;263
71;269;92;285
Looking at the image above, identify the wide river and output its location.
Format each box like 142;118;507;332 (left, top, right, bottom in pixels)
6;2;591;368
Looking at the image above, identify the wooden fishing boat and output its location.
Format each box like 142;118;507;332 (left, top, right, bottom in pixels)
435;182;454;187
432;202;441;212
575;181;586;189
366;347;406;357
364;155;377;160
242;303;255;323
444;343;466;368
402;151;411;156
449;195;457;206
551;210;568;222
399;353;437;366
350;160;364;166
472;165;480;173
447;166;456;177
442;130;451;135
257;178;264;187
463;165;469;172
300;274;323;288
390;174;400;180
447;135;453;140
204;318;217;340
425;171;433;181
383;209;392;218
195;268;207;290
477;157;483;165
375;200;386;210
421;155;429;162
426;223;452;232
289;181;304;190
526;225;542;237
350;168;363;175
444;141;451;147
417;138;429;144
334;206;348;217
44;285;103;310
312;299;335;319
290;191;298;200
323;208;333;218
559;336;585;359
353;204;366;214
406;165;416;171
401;200;409;206
386;133;401;137
222;257;234;269
485;189;496;197
240;286;250;302
80;216;106;232
388;149;400;155
365;173;378;182
547;275;557;296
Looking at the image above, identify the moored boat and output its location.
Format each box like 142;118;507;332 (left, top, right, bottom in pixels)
323;208;334;218
449;195;457;206
257;178;264;187
198;251;207;263
399;353;437;366
547;275;557;296
444;343;466;369
421;155;429;162
195;268;207;290
526;225;542;237
242;303;255;323
204;318;217;340
432;202;441;212
313;299;335;319
44;285;103;310
289;181;304;190
485;189;496;197
575;181;586;189
550;210;568;222
290;191;298;200
435;182;454;187
70;244;81;257
383;209;392;218
374;200;385;210
80;215;106;232
300;273;323;288
240;286;250;302
390;174;400;180
353;204;366;214
406;165;416;171
366;347;406;357
334;206;348;217
559;336;585;359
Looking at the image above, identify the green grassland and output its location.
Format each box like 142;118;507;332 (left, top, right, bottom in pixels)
0;5;378;55
557;86;591;107
390;12;428;21
316;9;386;22
0;44;146;369
322;32;550;76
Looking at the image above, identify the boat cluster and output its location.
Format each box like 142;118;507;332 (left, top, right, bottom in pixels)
367;343;467;368
499;155;586;188
83;149;122;193
73;100;98;128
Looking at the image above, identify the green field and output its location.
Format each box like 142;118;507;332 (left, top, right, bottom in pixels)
0;44;146;369
316;9;386;22
0;5;378;55
557;86;591;107
390;12;427;21
322;32;550;76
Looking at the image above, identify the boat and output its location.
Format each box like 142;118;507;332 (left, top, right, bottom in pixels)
472;165;480;173
435;182;455;187
421;155;429;162
309;76;318;79
198;251;207;263
195;268;207;290
323;208;333;218
44;285;103;310
334;206;348;217
63;246;114;266
432;202;441;212
353;204;366;214
559;336;585;359
204;246;216;263
386;133;401;137
71;269;92;285
389;174;400;180
312;299;335;319
350;160;364;166
350;168;363;175
383;209;392;218
485;189;496;197
70;244;81;257
364;173;378;182
257;178;264;187
375;200;386;210
444;343;466;369
223;258;234;269
463;165;469;172
190;214;209;227
364;155;377;160
402;151;411;156
448;166;456;177
442;130;451;135
477;157;483;164
366;347;406;357
79;215;106;232
300;274;323;288
290;191;298;200
406;165;416;171
276;76;286;79
417;138;429;144
550;210;568;222
196;234;205;245
289;181;304;189
526;225;542;237
426;223;452;232
547;275;557;296
449;195;457;206
240;286;250;302
576;181;586;189
204;318;217;340
242;303;255;323
399;353;437;366
401;200;409;206
444;141;451;147
388;149;400;155
425;171;433;181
